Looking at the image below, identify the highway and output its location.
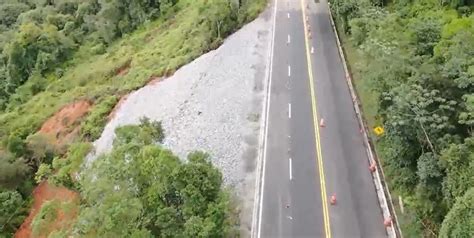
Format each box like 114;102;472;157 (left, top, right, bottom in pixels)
254;0;388;237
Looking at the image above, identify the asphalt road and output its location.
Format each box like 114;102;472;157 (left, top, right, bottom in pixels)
256;0;388;237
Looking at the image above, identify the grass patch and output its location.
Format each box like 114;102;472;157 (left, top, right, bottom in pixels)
81;96;118;141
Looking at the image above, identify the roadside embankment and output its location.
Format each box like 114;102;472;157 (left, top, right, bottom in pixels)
89;6;272;236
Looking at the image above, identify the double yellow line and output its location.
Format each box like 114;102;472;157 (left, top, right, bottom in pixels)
300;0;332;237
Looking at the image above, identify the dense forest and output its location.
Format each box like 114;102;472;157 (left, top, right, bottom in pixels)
0;0;265;236
330;0;473;236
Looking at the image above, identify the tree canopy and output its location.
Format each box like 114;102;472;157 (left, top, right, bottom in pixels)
41;119;237;237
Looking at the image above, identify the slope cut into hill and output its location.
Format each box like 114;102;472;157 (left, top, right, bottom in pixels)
90;5;272;236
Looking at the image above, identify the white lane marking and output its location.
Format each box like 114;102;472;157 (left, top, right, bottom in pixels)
288;65;291;77
287;13;290;18
287;34;291;44
289;158;293;180
255;0;278;237
288;103;291;118
311;46;314;54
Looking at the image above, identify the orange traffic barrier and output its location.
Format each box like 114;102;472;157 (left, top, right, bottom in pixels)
330;194;337;205
369;162;376;172
319;118;325;127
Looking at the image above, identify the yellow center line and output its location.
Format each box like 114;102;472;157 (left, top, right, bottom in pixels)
300;0;332;237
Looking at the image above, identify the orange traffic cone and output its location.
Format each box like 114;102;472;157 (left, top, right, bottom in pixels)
330;194;337;205
369;162;376;172
319;118;325;128
384;217;392;227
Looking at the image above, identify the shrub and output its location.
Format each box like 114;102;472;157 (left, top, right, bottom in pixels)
81;95;118;141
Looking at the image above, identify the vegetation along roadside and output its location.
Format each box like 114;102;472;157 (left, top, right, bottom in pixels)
0;0;267;237
329;0;473;237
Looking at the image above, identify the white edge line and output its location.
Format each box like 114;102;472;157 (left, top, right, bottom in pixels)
289;158;293;180
252;0;278;237
288;103;291;118
288;65;291;77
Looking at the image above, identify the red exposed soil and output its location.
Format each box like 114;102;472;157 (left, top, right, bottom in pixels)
116;66;129;76
39;100;92;146
15;182;78;238
115;60;131;76
147;75;163;86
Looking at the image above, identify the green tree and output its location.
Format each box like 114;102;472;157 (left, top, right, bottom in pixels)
0;3;31;27
408;16;441;56
4;22;75;93
0;153;30;190
71;119;235;237
35;163;52;183
0;190;27;236
439;187;474;238
26;133;56;166
439;137;474;206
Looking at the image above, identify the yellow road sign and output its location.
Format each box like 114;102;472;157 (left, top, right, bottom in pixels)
374;126;385;136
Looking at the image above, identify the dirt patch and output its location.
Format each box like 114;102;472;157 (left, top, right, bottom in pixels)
147;75;163;86
39;100;92;146
15;182;79;238
115;60;131;77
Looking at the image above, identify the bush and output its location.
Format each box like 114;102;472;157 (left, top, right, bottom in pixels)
31;200;60;237
81;95;118;141
72;119;236;237
439;188;474;238
35;163;53;183
0;190;28;236
50;142;92;189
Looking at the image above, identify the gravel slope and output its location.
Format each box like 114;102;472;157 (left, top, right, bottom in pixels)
88;8;272;236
